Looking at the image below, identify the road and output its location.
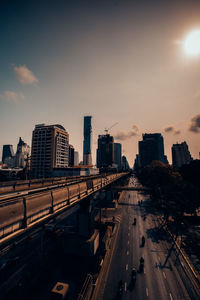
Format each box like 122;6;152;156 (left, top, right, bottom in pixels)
102;176;200;300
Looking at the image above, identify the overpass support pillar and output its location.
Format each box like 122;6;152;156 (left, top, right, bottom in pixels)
77;197;95;238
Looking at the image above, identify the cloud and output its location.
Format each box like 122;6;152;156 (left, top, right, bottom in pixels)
164;125;181;135
174;130;181;135
14;65;38;84
0;91;24;103
164;126;174;133
189;114;200;133
114;125;139;141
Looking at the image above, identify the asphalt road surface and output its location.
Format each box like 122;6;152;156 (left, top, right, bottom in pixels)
102;176;200;300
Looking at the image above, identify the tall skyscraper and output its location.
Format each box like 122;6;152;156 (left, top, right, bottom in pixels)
2;145;14;163
31;124;69;178
114;143;122;171
172;141;193;169
83;116;92;165
15;137;30;168
97;134;114;169
138;133;167;168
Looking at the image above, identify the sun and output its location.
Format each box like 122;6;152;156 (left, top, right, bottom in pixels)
184;29;200;55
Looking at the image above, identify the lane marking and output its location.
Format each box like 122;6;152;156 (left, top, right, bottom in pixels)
124;282;127;291
128;240;130;245
126;264;128;270
146;288;149;296
128;233;130;236
169;293;173;300
163;272;166;279
127;251;129;255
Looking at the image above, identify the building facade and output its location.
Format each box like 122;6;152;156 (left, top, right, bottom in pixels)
74;151;79;166
114;143;122;171
138;133;167;168
2;145;14;163
96;134;114;169
15;137;30;168
31;124;69;178
83;116;92;165
172;141;193;169
68;144;75;167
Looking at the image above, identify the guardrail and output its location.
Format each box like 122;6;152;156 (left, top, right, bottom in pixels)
0;173;128;246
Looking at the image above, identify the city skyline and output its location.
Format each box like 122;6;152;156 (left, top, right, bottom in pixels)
1;0;200;165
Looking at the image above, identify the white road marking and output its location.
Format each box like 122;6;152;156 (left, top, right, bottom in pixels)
124;282;127;291
158;256;161;261
144;268;146;274
126;264;128;270
163;272;166;279
169;293;173;300
128;233;130;236
146;288;149;296
128;240;130;245
127;251;129;255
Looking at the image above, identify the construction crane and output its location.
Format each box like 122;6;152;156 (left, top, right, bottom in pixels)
104;122;118;134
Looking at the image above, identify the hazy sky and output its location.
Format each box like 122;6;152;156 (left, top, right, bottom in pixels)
1;0;200;166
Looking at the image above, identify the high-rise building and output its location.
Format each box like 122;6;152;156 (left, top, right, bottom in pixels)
138;133;167;168
68;144;75;167
2;145;14;163
114;143;122;171
172;141;193;169
74;151;79;166
122;155;130;170
83;116;92;165
31;124;69;178
15;137;30;168
97;134;114;169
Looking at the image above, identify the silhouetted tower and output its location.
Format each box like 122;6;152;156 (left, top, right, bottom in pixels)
83;116;92;165
2;145;14;163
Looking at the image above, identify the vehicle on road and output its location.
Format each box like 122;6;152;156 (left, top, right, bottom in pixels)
139;257;144;273
141;235;145;247
131;268;137;285
117;280;123;297
133;218;136;225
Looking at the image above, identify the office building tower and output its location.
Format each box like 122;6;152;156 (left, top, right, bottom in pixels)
68;144;75;167
31;124;69;178
97;134;114;169
74;151;79;166
114;143;122;171
15;137;30;168
172;141;193;169
139;133;167;168
83;116;92;165
122;155;130;170
2;145;14;163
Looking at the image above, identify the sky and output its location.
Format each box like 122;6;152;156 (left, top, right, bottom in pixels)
1;0;200;166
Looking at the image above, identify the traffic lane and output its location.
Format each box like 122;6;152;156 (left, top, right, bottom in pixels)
102;192;133;300
137;198;197;299
126;192;167;300
128;191;185;300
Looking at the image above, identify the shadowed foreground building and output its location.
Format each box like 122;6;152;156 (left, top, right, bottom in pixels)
172;141;193;169
31;124;69;178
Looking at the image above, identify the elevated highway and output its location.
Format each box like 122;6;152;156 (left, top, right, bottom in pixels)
0;172;129;250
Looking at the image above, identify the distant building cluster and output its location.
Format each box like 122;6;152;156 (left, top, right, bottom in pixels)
1;116;129;180
2;137;30;169
1;116;194;180
134;133;193;172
